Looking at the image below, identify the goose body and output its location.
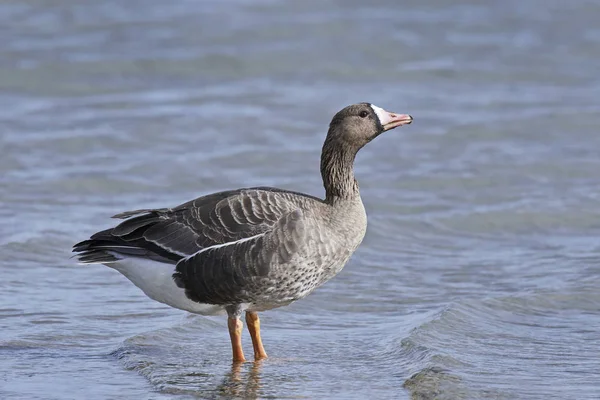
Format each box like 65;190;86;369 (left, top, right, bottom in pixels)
74;103;412;362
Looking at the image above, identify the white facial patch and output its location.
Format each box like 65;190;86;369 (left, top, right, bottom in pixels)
370;104;391;126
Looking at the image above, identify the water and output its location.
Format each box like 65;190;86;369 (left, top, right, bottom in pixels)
1;0;599;398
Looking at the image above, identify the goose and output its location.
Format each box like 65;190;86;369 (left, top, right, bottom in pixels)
73;103;412;362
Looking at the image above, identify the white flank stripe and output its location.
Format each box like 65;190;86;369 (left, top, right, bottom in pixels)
150;242;188;257
181;232;266;262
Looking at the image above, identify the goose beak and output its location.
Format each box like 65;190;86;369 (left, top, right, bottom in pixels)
382;112;413;131
370;104;413;131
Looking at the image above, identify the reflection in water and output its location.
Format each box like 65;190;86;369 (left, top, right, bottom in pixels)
216;361;263;399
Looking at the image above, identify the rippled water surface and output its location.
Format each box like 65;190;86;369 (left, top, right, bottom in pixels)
1;0;600;399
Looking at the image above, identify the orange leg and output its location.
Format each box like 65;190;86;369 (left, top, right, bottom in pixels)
246;311;268;360
227;317;246;362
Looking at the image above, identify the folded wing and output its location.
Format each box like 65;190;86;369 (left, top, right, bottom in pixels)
73;187;319;265
173;208;306;304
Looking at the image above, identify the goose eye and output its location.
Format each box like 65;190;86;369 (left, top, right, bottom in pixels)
359;110;369;118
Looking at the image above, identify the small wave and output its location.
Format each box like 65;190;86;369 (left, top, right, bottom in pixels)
400;287;600;399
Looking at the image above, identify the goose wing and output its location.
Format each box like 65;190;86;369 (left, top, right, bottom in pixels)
172;208;307;304
73;187;320;264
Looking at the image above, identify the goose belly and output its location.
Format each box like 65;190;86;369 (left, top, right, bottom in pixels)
106;257;225;316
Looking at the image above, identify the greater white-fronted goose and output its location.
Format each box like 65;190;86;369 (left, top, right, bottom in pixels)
73;103;413;362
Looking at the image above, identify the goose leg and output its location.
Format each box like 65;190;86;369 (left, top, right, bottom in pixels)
246;311;268;360
227;306;246;362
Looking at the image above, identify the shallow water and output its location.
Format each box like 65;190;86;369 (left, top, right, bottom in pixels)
1;0;600;399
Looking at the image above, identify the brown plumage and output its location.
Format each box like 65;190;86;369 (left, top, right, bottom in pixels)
73;102;412;362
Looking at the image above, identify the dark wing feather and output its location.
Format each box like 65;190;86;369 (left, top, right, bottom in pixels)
73;187;321;264
173;209;307;305
112;208;167;219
